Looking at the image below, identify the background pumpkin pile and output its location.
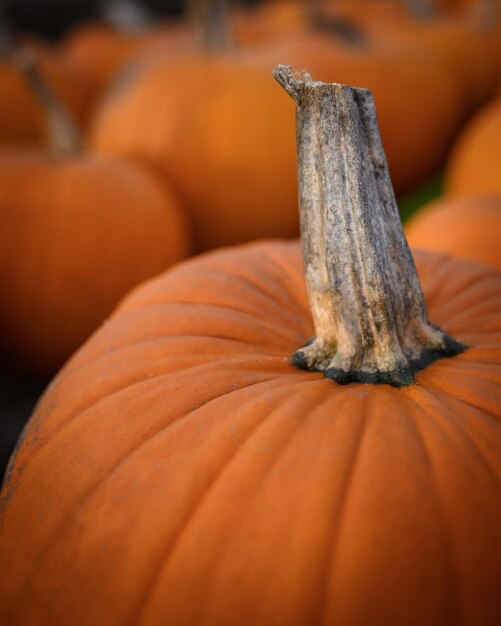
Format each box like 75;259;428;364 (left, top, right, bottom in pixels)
0;0;500;624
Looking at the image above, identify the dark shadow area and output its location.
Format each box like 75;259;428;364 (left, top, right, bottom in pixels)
2;0;257;40
0;366;48;481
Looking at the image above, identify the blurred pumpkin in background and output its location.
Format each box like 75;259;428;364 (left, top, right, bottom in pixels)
0;52;190;375
445;94;501;197
405;195;501;271
90;1;299;252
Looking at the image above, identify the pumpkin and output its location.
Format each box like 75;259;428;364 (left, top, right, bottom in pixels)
405;195;501;271
90;18;461;251
0;56;191;375
0;67;499;626
445;95;501;197
91;50;298;252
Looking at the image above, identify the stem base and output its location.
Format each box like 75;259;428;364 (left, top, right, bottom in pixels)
292;331;466;387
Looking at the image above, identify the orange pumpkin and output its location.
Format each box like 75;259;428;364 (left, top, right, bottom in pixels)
445;95;501;197
0;56;190;375
90;49;298;252
0;68;499;626
0;247;500;625
0;150;190;376
405;195;501;271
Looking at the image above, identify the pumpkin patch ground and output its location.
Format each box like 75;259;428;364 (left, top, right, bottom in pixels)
1;2;501;625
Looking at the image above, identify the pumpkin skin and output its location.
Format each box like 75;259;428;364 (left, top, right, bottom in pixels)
445;96;501;197
90;38;460;251
0;241;499;626
0;150;190;375
405;195;501;271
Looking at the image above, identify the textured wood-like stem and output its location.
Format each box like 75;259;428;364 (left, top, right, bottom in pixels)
273;65;465;386
15;49;82;159
188;0;232;52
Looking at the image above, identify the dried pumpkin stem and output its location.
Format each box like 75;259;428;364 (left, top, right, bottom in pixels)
188;0;232;52
15;48;82;159
273;65;465;386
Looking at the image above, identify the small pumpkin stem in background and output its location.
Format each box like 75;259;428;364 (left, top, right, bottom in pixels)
305;0;366;46
0;22;12;58
0;0;14;58
400;0;436;20
14;48;82;159
273;65;465;386
100;0;154;33
187;0;233;52
469;0;500;32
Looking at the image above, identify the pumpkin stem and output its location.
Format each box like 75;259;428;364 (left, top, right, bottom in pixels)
187;0;233;52
14;48;82;158
305;2;366;46
400;0;436;20
273;65;465;387
468;0;500;31
101;0;154;33
0;2;14;58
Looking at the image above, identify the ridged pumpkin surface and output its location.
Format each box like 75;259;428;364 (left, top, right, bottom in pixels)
0;241;500;626
0;151;190;375
405;195;501;271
